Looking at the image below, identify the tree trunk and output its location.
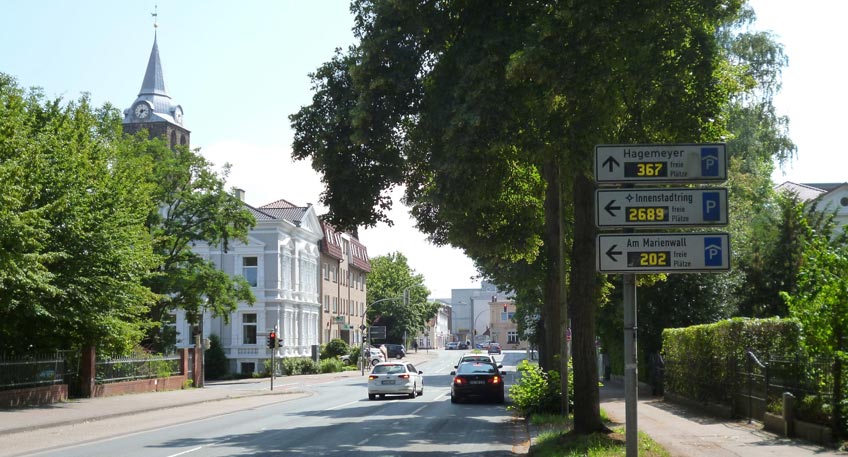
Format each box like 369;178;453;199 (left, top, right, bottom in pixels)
570;172;605;433
541;157;564;384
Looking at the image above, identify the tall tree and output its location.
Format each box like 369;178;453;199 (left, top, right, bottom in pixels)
291;1;746;433
135;136;257;351
0;74;158;353
365;252;433;343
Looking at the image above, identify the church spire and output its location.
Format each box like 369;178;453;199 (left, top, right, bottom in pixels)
138;34;170;99
122;5;189;148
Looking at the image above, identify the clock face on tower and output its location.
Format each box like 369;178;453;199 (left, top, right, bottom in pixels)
174;106;183;124
134;103;150;119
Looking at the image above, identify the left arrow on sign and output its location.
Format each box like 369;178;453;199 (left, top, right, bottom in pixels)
606;244;622;262
604;199;620;217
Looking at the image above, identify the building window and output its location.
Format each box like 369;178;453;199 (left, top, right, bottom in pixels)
501;312;515;321
323;262;329;280
333;297;338;313
242;257;258;287
240;362;256;375
242;313;257;344
508;331;519;344
324;295;330;312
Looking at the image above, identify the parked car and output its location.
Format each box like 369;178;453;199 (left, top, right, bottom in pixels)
358;347;386;366
368;362;424;400
341;347;385;366
457;342;469;350
450;361;505;403
384;343;406;359
487;343;502;354
446;342;459;350
454;354;501;369
476;341;492;349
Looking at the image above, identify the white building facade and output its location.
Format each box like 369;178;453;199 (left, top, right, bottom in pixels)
176;197;324;375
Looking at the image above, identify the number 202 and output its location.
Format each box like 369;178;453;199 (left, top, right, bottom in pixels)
640;252;667;266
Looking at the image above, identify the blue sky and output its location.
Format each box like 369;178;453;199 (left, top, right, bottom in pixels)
2;1;845;297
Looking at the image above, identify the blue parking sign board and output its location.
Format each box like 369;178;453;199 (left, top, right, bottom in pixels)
703;236;724;267
700;147;721;177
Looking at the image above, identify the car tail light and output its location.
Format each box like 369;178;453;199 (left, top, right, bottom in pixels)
398;374;410;379
453;377;465;385
488;375;501;384
368;375;378;380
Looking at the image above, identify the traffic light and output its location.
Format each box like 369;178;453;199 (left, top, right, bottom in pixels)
503;304;508;313
268;331;277;349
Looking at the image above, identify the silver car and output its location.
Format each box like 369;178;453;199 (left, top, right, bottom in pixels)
368;362;423;400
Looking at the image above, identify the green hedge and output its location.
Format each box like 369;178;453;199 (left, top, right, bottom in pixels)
662;317;802;403
280;357;319;376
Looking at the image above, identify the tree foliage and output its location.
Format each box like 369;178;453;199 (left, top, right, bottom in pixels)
0;72;257;354
291;0;752;433
132;130;257;350
0;74;158;353
365;252;434;344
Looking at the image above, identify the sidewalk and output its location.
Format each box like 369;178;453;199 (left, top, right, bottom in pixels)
598;379;847;457
0;350;437;436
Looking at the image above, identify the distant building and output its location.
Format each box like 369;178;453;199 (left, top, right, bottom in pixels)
319;222;370;345
775;181;848;233
450;282;514;345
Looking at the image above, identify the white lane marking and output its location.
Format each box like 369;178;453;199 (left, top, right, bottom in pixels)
411;404;427;415
166;446;203;457
328;400;360;410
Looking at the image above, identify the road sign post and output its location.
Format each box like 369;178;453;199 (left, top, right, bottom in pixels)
594;143;730;457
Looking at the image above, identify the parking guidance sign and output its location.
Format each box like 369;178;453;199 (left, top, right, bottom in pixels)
597;233;731;274
596;188;728;228
595;143;727;184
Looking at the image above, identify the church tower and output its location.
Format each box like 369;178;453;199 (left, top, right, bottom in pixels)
123;22;189;149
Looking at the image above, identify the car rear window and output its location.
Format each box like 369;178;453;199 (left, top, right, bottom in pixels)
457;363;496;374
372;364;404;374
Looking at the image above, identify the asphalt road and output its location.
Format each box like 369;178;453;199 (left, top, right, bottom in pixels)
11;349;527;457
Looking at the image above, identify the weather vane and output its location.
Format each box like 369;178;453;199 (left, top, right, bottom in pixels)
151;4;158;29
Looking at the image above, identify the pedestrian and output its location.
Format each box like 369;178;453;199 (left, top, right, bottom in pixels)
413;341;418;353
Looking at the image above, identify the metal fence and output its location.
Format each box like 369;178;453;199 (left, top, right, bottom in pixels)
0;351;77;390
95;351;182;384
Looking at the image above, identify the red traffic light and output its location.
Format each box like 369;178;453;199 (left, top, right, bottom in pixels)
503;304;508;313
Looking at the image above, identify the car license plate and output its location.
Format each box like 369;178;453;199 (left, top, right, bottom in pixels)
470;380;485;385
382;380;395;385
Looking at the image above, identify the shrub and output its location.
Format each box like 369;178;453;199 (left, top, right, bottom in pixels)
795;394;831;425
508;359;573;416
320;358;344;373
205;334;229;379
322;338;349;360
281;357;319;375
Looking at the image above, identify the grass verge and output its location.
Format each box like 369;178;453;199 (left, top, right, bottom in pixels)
528;410;670;457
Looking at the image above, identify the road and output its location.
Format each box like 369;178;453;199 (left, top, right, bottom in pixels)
12;349;528;457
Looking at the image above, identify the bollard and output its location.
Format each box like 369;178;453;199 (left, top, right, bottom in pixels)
782;392;795;437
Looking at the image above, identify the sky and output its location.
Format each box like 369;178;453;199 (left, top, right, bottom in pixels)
2;1;845;298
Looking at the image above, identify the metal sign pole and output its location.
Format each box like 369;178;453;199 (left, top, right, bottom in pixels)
623;273;638;456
